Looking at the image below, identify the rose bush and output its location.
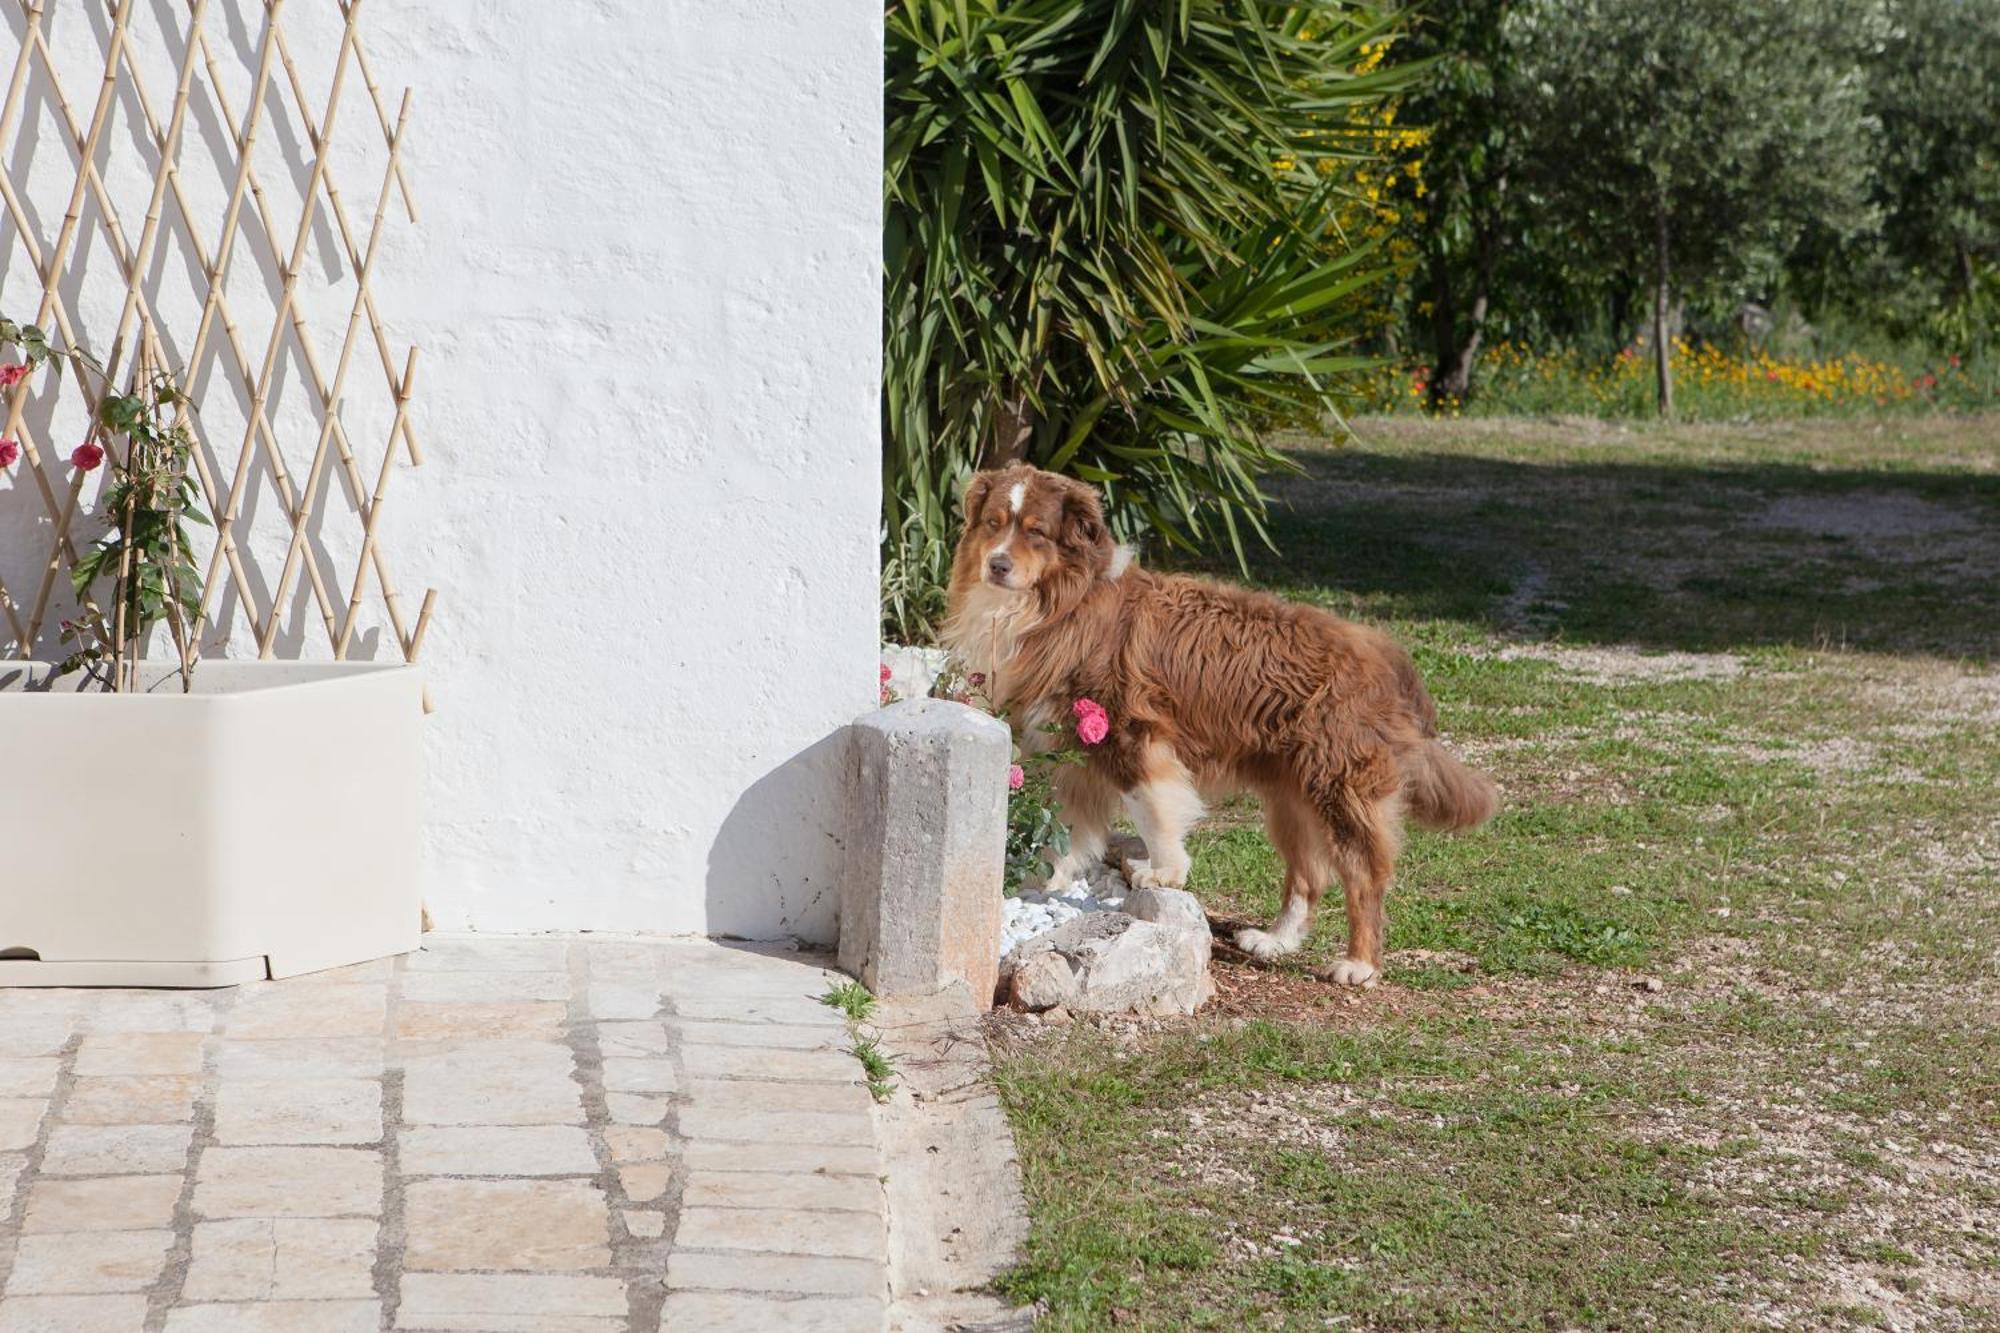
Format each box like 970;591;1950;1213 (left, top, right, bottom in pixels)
3;313;207;691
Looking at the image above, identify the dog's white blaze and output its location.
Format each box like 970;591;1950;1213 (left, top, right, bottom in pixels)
1008;481;1026;514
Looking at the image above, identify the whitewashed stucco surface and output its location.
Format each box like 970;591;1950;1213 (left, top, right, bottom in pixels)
370;3;881;938
0;3;881;940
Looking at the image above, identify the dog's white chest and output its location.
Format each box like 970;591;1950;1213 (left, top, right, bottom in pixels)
942;584;1039;688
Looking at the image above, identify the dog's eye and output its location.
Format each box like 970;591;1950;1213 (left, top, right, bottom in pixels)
1024;529;1047;544
985;517;1002;530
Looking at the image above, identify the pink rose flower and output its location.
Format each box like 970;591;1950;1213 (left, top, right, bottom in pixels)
71;442;104;472
1072;697;1109;746
968;672;986;687
880;663;892;683
1007;763;1025;790
0;362;30;389
0;438;17;468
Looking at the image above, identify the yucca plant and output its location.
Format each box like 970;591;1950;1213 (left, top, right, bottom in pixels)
883;0;1415;639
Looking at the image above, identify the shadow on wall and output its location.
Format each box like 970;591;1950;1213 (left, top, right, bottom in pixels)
703;726;854;946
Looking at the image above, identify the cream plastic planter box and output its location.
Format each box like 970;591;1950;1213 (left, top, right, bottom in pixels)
0;660;422;987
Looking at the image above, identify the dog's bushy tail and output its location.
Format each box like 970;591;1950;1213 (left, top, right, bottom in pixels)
1403;740;1499;831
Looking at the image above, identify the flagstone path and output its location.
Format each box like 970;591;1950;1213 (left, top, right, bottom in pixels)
0;935;889;1331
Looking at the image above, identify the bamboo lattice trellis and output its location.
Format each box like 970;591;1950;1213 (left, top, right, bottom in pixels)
0;0;433;687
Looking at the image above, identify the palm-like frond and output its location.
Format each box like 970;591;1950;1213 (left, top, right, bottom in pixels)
883;0;1415;639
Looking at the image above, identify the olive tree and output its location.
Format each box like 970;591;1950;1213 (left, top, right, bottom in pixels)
1507;0;1879;414
1382;0;1522;406
1865;0;2000;345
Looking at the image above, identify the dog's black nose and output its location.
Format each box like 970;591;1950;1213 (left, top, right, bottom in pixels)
987;553;1013;580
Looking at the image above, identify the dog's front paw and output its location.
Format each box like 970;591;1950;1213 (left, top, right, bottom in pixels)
1234;927;1294;962
1319;958;1379;988
1128;861;1188;891
1041;855;1087;891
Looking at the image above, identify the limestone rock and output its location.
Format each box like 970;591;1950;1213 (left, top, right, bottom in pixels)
1008;953;1078;1012
1123;887;1208;934
1006;911;1211;1016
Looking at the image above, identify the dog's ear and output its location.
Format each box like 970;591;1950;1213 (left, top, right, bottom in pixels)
960;471;997;522
1058;478;1110;554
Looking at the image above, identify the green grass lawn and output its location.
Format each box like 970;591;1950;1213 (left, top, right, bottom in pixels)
990;415;2000;1331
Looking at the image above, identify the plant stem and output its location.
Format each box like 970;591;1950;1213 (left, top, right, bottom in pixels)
112;489;136;692
1653;191;1674;419
165;477;193;694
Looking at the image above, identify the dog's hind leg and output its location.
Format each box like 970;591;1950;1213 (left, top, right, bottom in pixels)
1319;795;1403;987
1042;764;1119;889
1122;744;1203;890
1236;787;1333;962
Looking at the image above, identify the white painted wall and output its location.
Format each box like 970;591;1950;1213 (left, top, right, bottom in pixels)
0;3;882;940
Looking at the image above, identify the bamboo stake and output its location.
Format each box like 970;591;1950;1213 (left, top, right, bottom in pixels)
334;344;417;656
0;4;30;656
0;3;41;151
2;0;130;441
190;16;426;655
268;14;423;467
98;0;211;412
260;92;410;658
70;0;292;656
0;2;133;652
196;0;361;632
414;587;437;716
352;29;417;223
178;0;313;629
14;7;258;646
105;15;354;652
96;152;336;654
7;134;251;648
0;577;27;651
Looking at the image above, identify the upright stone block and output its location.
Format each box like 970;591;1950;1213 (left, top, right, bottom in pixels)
841;701;1008;1002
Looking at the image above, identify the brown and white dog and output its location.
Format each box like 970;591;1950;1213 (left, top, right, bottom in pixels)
943;464;1498;985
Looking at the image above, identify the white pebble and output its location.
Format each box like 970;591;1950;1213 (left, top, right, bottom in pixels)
999;862;1133;960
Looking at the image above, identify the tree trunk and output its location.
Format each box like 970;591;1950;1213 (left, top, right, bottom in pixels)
985;383;1036;467
1652;198;1673;419
1426;254;1460;409
1437;286;1490;404
1427;252;1491;407
1427;180;1504;409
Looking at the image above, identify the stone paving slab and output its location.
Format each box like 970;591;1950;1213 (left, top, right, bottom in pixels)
0;935;888;1331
